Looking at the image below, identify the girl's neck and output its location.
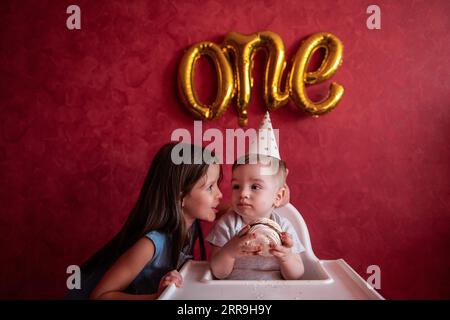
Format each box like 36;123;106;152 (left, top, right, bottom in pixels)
183;215;195;229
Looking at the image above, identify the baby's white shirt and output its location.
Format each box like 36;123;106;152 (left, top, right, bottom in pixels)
206;209;305;280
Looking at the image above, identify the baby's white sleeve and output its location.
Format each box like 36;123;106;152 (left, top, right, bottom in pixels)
281;220;305;254
205;214;236;247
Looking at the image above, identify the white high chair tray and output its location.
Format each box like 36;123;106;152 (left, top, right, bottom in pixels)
158;260;384;300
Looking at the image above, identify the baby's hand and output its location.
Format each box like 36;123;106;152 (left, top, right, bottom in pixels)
223;225;262;258
157;269;183;296
280;232;294;248
269;232;294;262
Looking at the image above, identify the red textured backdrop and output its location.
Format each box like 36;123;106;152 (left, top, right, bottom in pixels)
1;0;449;299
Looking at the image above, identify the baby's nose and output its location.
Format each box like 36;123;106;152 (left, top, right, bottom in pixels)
240;190;250;199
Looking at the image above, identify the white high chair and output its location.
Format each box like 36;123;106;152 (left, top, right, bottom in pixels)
159;203;385;300
274;203;330;281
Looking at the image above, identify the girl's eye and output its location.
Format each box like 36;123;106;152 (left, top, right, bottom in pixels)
207;185;213;191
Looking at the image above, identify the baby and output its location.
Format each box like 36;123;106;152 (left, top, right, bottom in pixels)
206;154;305;280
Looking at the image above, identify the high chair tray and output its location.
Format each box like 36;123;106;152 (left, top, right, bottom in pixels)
158;260;384;300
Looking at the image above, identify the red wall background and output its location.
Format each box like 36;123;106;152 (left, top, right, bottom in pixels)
1;0;449;299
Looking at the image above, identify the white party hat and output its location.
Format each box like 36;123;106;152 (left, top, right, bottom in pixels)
248;112;280;160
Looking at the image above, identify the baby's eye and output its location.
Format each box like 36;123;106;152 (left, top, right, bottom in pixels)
251;184;262;190
232;184;240;190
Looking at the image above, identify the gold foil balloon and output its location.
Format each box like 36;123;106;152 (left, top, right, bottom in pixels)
222;31;289;126
178;31;344;125
289;32;344;116
178;41;234;120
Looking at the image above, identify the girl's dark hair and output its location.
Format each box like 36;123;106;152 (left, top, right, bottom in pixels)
81;142;221;275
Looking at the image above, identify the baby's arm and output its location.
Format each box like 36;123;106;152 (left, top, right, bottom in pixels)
270;232;305;280
209;245;235;279
209;226;260;279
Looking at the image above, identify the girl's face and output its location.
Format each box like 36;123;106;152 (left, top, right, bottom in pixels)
182;164;223;224
231;163;284;223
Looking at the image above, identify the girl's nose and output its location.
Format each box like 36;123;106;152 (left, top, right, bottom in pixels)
216;189;223;199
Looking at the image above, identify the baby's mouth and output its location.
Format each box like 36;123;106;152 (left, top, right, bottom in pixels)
237;202;252;208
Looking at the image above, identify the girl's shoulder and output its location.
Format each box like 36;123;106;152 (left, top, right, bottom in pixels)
144;230;171;248
144;230;166;240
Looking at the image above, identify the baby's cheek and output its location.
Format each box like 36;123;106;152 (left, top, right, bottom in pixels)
265;197;277;207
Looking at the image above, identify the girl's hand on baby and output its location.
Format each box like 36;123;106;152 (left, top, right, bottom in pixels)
269;232;294;262
157;269;182;295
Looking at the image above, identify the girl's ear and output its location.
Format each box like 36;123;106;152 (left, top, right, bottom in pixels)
180;192;185;208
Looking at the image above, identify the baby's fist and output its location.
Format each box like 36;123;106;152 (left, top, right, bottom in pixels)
280;232;293;248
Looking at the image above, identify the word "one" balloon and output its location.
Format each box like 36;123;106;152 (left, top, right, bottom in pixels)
178;31;344;126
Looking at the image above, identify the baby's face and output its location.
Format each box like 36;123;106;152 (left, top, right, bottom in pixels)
231;163;283;223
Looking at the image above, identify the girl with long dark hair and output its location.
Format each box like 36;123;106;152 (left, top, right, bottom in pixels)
67;142;222;299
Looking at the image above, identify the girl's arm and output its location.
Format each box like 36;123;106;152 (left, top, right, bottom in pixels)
90;237;161;300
